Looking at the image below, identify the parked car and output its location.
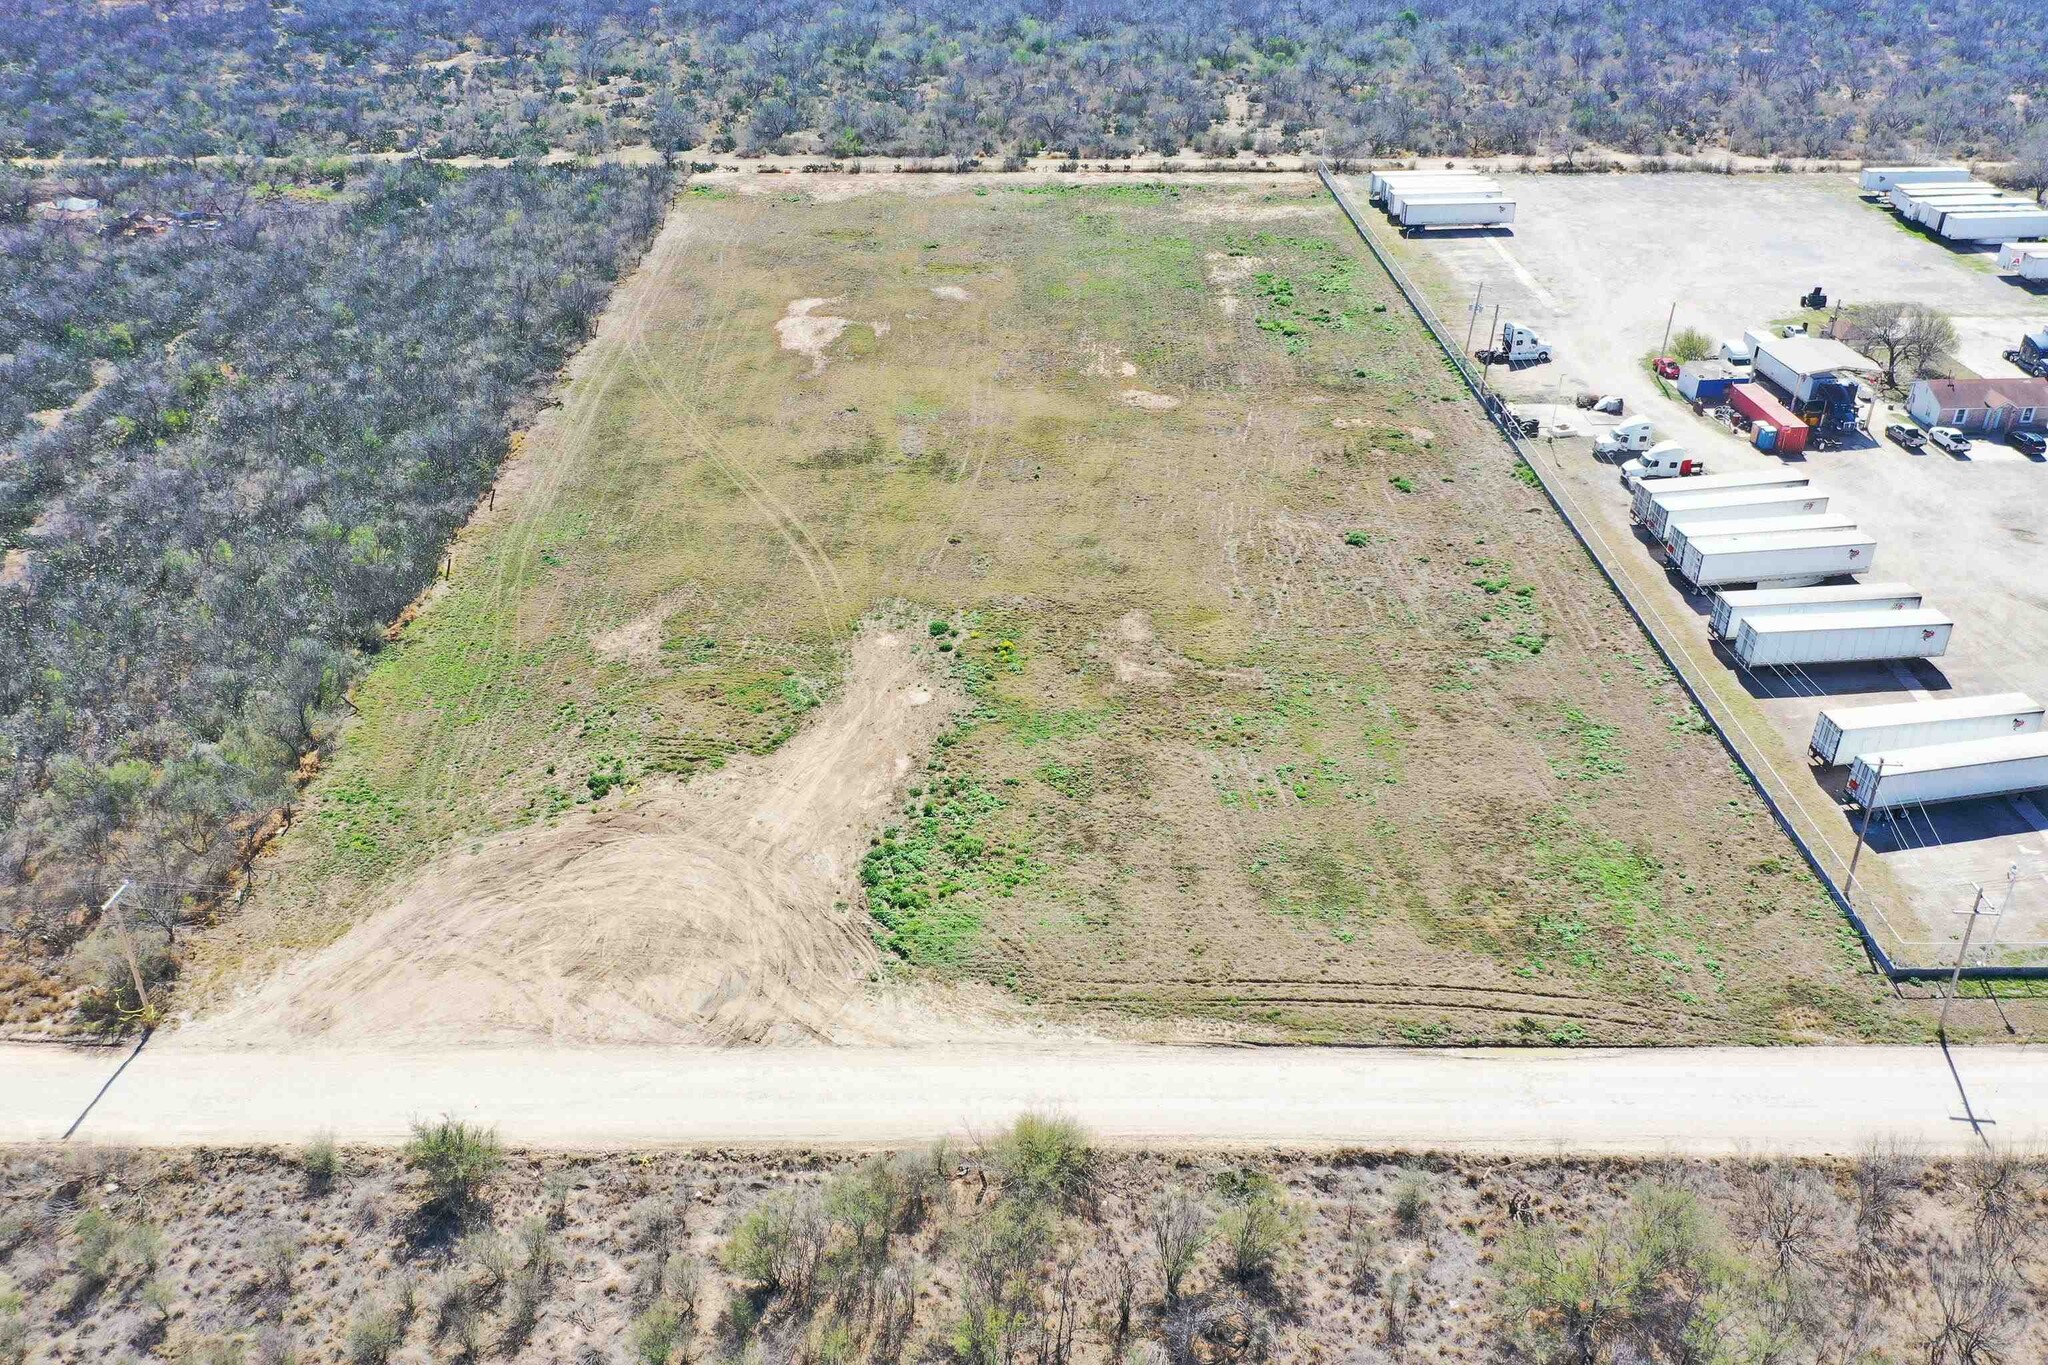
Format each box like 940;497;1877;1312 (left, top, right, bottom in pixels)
1884;423;1926;451
2012;430;2047;457
1929;426;1971;455
1653;356;1680;380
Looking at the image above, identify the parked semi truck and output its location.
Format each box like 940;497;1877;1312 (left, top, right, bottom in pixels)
1593;418;1655;457
1845;734;2048;811
1634;471;1812;537
1810;693;2044;767
1675;527;1873;591
1709;582;1920;640
2002;326;2048;378
1476;322;1549;365
1729;608;1950;668
1618;442;1704;485
1664;512;1854;564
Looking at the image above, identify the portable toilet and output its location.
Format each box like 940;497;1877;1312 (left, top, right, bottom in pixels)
1754;423;1779;453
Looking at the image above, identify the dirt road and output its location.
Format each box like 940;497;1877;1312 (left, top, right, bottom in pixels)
7;1041;2040;1154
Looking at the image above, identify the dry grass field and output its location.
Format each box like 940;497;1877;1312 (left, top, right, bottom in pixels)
3;1126;2041;1365
181;175;1925;1045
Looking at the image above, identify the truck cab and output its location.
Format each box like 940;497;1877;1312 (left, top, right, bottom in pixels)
1620;441;1705;488
1719;338;1753;370
1593;417;1656;458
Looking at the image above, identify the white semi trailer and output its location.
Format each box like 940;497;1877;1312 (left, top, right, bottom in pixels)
1996;242;2048;271
1664;512;1855;564
1860;166;1970;193
1397;197;1515;231
1938;208;2048;242
1633;470;1811;531
1709;582;1921;640
1675;527;1874;590
1846;733;2048;811
1809;693;2044;767
1730;608;1951;668
1658;489;1831;542
1368;169;1489;201
1384;183;1502;215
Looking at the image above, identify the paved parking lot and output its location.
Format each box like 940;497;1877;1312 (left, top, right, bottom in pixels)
1350;171;2048;963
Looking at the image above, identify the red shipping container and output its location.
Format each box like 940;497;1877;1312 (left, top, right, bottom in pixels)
1728;382;1809;454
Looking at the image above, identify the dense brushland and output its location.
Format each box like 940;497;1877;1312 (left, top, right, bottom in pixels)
2;1120;2042;1364
2;0;2044;166
0;160;669;1032
191;176;1935;1046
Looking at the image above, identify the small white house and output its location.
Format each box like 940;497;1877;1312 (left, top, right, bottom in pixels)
1907;377;2048;434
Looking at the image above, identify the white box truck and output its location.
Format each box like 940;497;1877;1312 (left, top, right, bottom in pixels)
1810;693;2044;766
1860;166;1970;193
1846;733;2048;810
1731;608;1951;668
1709;582;1920;640
1676;527;1874;590
1664;512;1854;563
1398;198;1516;231
1637;472;1814;537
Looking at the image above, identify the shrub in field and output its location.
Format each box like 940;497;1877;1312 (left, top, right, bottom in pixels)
986;1113;1095;1212
302;1131;339;1187
1668;327;1715;362
402;1117;503;1218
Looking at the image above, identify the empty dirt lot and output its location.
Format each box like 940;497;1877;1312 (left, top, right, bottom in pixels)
177;175;1955;1046
1368;171;2048;970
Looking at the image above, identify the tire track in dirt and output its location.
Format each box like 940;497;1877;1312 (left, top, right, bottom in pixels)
188;629;961;1047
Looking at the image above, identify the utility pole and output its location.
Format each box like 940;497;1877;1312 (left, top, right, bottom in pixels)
1658;301;1677;358
1940;882;1998;1038
1463;280;1485;357
1844;759;1884;902
101;880;146;1011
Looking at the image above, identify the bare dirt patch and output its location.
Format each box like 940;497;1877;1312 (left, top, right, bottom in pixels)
186;629;964;1046
1116;388;1181;411
929;283;971;301
773;296;850;373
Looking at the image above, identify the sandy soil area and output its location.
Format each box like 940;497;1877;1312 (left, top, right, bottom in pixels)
185;629;967;1046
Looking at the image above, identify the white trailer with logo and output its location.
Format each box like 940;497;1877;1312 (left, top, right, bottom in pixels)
1676;527;1874;591
1709;582;1921;640
1633;470;1812;533
1731;608;1951;668
1810;693;2044;766
1846;733;2048;810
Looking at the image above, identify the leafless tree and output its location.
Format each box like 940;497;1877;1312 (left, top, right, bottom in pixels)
1922;1234;2021;1364
1733;1164;1835;1279
1149;1188;1211;1307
